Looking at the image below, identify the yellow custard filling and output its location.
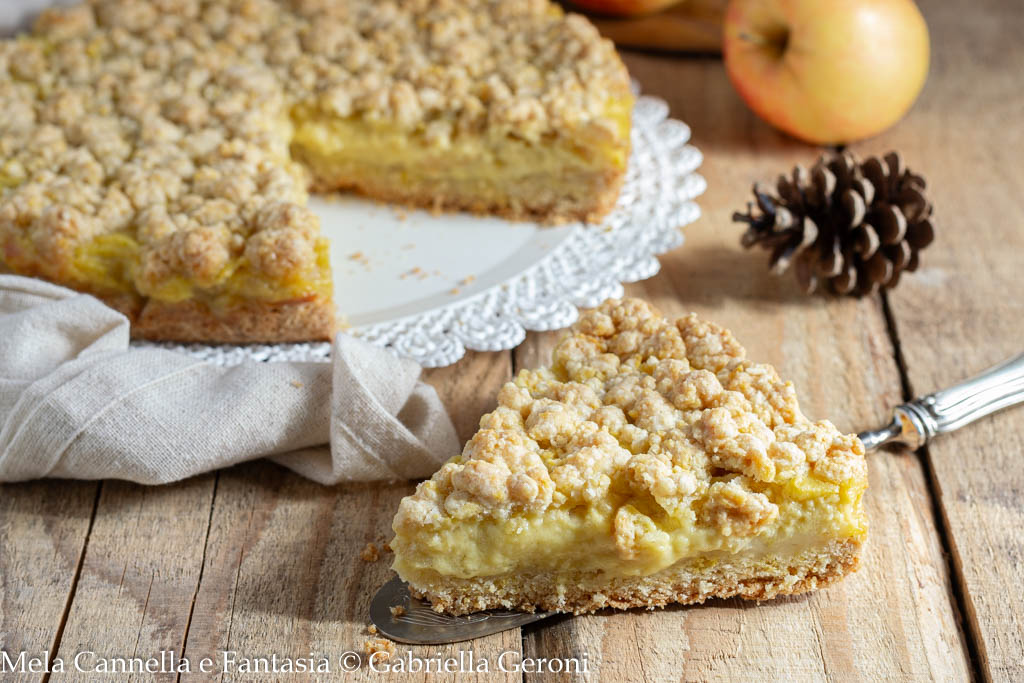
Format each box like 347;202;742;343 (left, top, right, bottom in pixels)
72;233;140;294
289;95;632;191
69;234;331;307
395;462;866;581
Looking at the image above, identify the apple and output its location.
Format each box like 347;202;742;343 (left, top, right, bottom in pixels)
570;0;683;18
723;0;930;144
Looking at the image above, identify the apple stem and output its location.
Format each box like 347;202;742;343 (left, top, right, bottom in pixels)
739;27;790;58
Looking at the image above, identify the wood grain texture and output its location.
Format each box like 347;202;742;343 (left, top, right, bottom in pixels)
515;51;972;681
424;351;514;442
180;351;516;682
859;0;1024;679
0;481;97;683
181;465;519;682
50;477;215;682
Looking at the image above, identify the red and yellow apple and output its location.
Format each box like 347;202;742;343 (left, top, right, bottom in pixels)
570;0;683;18
723;0;930;144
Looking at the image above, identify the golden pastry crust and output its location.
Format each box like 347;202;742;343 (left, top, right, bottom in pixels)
132;296;335;343
303;165;625;224
410;539;861;616
0;0;631;342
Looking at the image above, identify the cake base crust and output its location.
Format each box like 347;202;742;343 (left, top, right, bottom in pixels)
406;540;861;616
304;165;626;225
128;297;337;344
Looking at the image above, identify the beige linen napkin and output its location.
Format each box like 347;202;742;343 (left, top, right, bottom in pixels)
0;275;457;484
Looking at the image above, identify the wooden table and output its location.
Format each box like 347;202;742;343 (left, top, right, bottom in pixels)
3;0;1022;680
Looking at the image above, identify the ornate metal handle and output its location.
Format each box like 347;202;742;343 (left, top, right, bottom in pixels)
859;353;1024;451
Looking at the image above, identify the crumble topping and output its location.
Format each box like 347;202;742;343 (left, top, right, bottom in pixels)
700;479;778;537
363;637;396;663
1;0;628;300
394;298;867;544
359;542;381;562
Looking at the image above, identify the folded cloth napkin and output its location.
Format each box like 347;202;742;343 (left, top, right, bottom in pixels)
0;275;458;484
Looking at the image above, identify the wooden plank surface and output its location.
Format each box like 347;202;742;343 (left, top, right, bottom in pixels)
862;0;1024;679
179;352;516;682
51;477;215;682
1;0;1021;681
0;481;97;683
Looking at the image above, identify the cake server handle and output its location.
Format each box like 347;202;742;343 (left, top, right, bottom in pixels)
858;353;1024;451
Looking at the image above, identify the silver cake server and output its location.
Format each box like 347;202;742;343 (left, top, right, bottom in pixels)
369;575;555;644
856;352;1024;450
372;352;1024;645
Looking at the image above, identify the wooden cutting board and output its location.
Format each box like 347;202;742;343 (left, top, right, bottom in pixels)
579;0;726;54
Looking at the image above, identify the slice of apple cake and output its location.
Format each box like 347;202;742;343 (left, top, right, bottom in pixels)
391;298;868;614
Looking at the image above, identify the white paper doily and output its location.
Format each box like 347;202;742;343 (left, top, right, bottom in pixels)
135;89;705;368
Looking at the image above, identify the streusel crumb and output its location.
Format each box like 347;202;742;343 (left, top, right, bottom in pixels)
360;542;380;562
394;298;866;540
363;638;396;663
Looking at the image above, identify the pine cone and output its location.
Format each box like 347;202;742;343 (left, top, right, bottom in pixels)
733;151;935;296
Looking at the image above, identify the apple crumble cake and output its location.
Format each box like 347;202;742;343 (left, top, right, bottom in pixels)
390;298;868;614
0;0;632;342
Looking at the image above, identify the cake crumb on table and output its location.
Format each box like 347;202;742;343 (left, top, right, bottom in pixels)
367;624;378;635
360;542;380;562
364;638;396;663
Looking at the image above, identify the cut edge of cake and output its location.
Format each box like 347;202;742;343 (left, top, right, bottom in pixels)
131;296;337;343
405;539;861;616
